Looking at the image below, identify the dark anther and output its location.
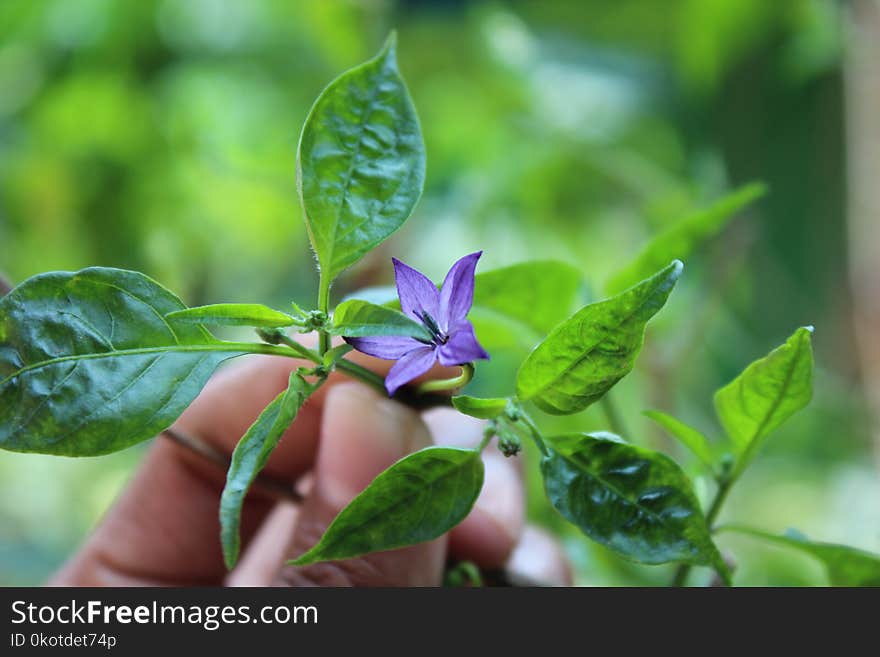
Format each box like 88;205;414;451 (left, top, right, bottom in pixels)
418;310;448;345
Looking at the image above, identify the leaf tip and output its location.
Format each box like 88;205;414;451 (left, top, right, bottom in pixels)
222;541;239;571
379;30;398;63
288;556;310;567
743;180;769;198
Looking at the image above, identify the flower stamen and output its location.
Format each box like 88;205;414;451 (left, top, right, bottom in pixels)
418;311;449;345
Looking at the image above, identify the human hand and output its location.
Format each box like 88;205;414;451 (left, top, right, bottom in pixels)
50;352;571;586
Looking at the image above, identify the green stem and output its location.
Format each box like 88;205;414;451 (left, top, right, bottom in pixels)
478;425;496;453
670;476;734;587
334;359;388;394
704;478;734;528
317;274;331;356
415;363;474;394
270;332;452;409
519;411;548;457
600;393;630;437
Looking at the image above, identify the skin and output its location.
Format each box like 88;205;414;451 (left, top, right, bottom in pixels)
50;349;572;587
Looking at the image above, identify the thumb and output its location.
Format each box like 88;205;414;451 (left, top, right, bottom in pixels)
277;382;446;586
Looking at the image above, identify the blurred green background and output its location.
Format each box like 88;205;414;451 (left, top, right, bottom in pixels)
1;0;877;586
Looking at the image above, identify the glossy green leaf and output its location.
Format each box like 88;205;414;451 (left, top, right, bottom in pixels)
516;261;682;415
291;447;484;565
0;268;250;456
606;182;766;294
721;525;880;586
714;326;814;476
541;432;727;580
220;371;321;569
330;299;432;341
297;33;425;281
452;395;508;419
644;409;715;471
166;303;297;328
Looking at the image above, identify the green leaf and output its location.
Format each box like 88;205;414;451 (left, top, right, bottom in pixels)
644;410;716;471
606;182;766;294
471;261;583;341
297;32;425;282
516;261;682;415
291;447;484;565
714;326;814;477
166;303;297;328
220;371;321;569
452;395;508;419
0;268;251;456
330;299;432;341
541;432;727;579
721;526;880;586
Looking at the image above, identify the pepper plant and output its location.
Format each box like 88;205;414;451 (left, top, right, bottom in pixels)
2;34;878;586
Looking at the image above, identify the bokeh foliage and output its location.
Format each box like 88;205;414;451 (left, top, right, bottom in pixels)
0;0;875;585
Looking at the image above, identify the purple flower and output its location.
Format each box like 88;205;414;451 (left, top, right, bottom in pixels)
346;252;490;396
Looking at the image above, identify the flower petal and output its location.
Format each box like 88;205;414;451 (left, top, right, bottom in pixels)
344;336;424;360
385;346;437;396
393;257;439;322
437;320;489;366
439;251;481;328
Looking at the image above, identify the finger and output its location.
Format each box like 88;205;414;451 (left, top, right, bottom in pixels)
422;408;525;568
506;525;573;586
49;342;456;586
277;383;446;586
50;355;315;586
226;502;300;586
174;340;458;482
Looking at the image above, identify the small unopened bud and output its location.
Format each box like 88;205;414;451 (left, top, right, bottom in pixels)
498;434;521;458
309;364;330;378
256;327;286;344
304;310;329;331
719;453;735;477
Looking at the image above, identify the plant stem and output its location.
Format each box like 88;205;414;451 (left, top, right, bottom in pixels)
519;411;548;456
478;427;495;453
670;476;735;587
415;363;474;394
335;359;387;394
704;477;734;528
600;393;630;437
271;333;384;394
669;563;690;587
317;274;331;356
269;332;452;409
